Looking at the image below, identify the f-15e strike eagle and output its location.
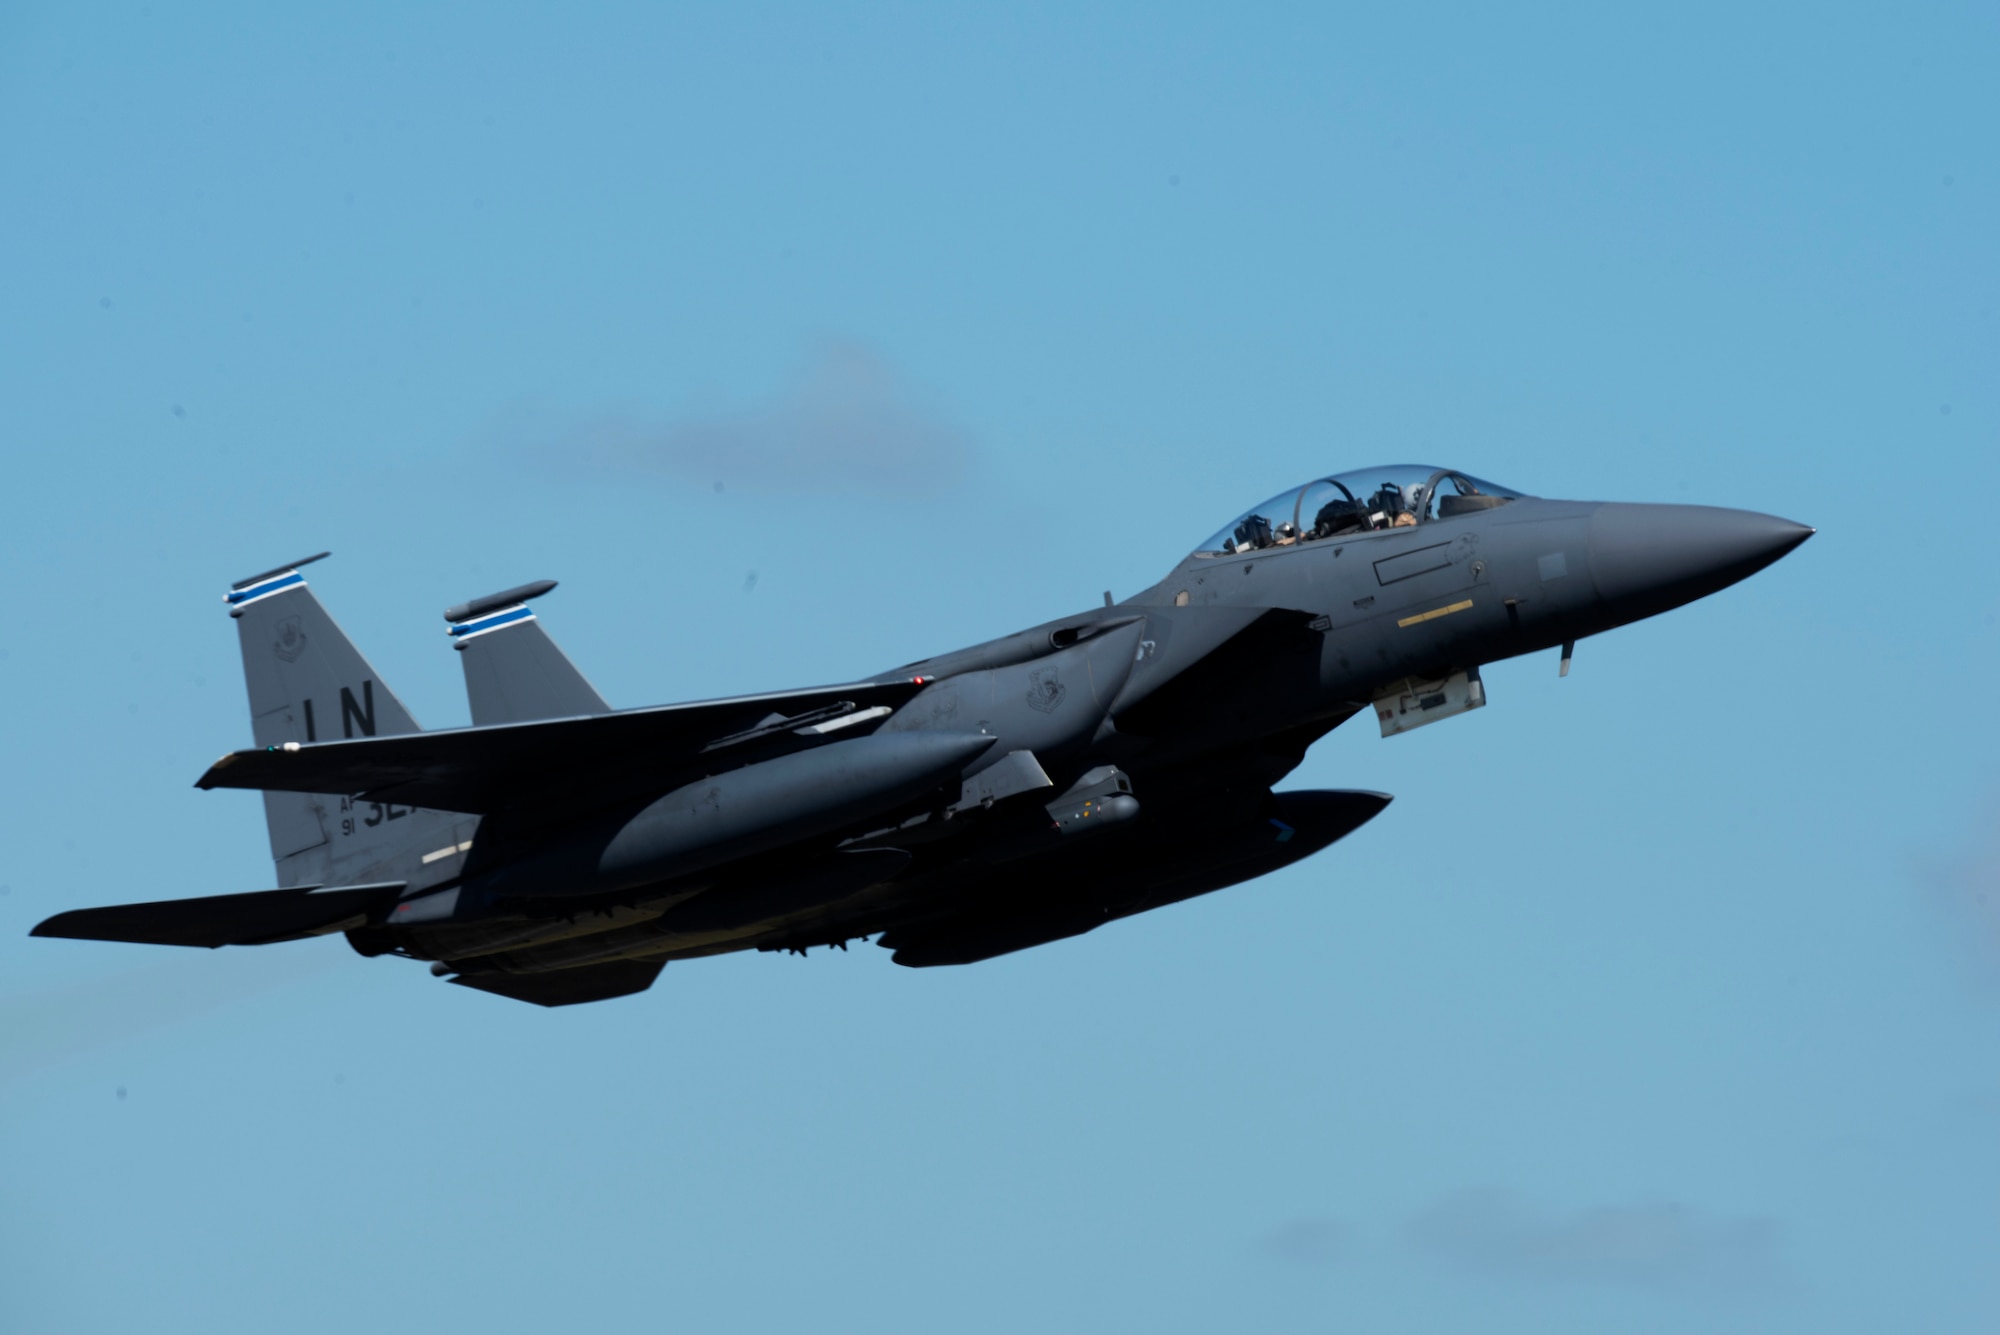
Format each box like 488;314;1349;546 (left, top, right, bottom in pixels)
34;465;1811;1006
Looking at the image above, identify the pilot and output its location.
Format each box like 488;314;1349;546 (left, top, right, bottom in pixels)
1366;485;1421;529
1232;514;1274;550
1312;497;1362;538
1364;486;1402;530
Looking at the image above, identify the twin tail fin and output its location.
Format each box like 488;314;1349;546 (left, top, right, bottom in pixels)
446;580;610;725
228;555;459;886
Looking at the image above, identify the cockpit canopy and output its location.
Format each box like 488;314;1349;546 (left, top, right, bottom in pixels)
1195;465;1526;556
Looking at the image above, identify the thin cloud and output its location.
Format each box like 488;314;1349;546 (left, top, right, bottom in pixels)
1408;1188;1781;1293
0;947;337;1085
496;340;973;498
1917;796;2000;979
1255;1216;1345;1266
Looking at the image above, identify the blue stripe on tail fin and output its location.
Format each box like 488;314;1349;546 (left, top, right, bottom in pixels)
446;579;612;726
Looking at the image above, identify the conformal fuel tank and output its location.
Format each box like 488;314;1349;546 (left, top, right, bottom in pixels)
472;730;995;901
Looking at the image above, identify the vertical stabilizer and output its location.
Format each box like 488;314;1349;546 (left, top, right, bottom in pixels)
227;557;459;887
446;580;611;726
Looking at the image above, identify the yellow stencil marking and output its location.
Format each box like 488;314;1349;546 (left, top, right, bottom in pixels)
1397;599;1474;628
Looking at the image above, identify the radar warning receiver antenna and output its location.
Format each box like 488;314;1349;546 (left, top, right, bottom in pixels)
224;552;333;616
444;580;561;648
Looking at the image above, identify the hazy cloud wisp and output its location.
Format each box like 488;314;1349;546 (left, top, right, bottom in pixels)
1919;796;2000;980
497;340;973;499
0;949;337;1086
1256;1216;1345;1267
1408;1188;1781;1293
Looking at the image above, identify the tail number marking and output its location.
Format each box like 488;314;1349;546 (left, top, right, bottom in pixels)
336;794;414;836
340;681;377;737
300;681;379;743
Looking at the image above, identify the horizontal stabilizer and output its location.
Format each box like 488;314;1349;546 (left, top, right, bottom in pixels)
31;882;407;948
449;958;664;1007
197;679;932;814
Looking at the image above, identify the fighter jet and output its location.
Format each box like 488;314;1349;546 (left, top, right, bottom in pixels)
33;465;1811;1006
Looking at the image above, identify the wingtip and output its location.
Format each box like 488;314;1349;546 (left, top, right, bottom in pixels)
26;911;113;942
195;752;239;789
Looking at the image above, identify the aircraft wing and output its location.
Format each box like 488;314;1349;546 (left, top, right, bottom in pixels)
32;882;407;947
196;678;930;815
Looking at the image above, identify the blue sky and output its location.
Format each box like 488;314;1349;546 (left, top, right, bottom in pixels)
2;3;1995;1331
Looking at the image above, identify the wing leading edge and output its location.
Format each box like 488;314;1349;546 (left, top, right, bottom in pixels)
196;678;932;814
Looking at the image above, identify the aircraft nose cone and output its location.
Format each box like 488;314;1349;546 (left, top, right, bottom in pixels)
1589;504;1813;615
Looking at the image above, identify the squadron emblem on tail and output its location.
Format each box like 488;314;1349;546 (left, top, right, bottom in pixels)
272;616;308;663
